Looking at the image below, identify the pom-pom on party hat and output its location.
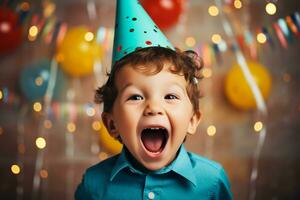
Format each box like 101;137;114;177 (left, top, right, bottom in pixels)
112;0;175;65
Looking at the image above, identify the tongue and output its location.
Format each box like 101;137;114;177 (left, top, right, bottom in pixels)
142;131;164;152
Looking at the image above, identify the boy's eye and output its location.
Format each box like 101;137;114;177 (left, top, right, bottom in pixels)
127;95;143;101
165;94;179;100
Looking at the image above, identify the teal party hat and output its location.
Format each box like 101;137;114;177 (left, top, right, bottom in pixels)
112;0;175;65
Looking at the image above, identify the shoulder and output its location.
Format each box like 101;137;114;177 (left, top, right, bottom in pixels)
85;154;119;181
78;154;119;194
187;151;223;173
187;152;233;199
75;155;120;199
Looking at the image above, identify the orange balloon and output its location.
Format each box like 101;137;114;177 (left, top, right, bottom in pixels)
225;61;272;110
56;26;103;77
99;122;122;155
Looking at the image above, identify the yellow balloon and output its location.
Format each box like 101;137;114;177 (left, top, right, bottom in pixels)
56;26;103;77
225;61;272;110
99;122;122;155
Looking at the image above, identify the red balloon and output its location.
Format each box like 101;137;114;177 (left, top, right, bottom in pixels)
141;0;185;30
0;7;23;54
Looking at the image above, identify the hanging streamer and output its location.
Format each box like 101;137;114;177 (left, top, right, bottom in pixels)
214;1;268;200
291;12;300;31
244;30;258;60
286;15;299;37
32;58;58;200
273;22;288;49
278;18;293;44
236;34;246;53
262;27;275;47
87;0;97;20
16;105;29;200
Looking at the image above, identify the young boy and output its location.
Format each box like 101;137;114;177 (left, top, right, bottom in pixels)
75;0;233;199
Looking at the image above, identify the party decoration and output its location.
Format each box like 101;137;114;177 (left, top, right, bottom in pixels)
0;7;23;54
19;60;63;101
291;12;300;32
99;122;122;155
273;22;288;49
277;18;292;44
56;26;103;77
286;15;299;37
262;27;274;47
224;61;272;110
141;0;184;30
112;0;175;64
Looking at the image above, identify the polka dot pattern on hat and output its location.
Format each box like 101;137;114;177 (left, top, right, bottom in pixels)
112;0;175;65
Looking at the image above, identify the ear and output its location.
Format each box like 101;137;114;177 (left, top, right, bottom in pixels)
101;112;119;138
187;111;202;135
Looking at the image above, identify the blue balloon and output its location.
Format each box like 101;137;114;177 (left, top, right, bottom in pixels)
19;59;64;101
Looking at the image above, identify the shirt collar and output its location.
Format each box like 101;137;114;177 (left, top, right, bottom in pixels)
110;145;197;187
171;145;197;186
109;148;131;181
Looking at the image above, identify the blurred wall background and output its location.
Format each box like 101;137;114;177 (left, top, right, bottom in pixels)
0;0;300;199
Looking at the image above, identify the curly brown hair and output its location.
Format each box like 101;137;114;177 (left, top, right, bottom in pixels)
95;47;203;113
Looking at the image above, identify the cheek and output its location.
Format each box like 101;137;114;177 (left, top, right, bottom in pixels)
114;107;139;129
171;108;193;128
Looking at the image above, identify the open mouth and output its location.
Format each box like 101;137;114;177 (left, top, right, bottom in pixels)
141;127;168;154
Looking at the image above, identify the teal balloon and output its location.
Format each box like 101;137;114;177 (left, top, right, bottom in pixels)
19;60;63;101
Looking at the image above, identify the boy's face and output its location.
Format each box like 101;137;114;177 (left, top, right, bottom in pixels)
102;62;201;171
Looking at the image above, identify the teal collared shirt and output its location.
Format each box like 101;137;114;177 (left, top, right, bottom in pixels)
75;145;233;200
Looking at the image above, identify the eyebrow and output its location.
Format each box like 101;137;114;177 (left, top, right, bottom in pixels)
119;81;187;96
168;82;187;95
118;83;135;95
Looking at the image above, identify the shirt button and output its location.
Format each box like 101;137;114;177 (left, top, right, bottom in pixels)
148;191;155;199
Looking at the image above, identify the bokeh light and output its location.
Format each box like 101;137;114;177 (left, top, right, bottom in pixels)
84;32;94;42
265;3;277;15
254;121;263;132
67;122;76;133
0;21;11;33
234;0;242;9
91;144;100;154
35;76;44;86
185;36;196;47
33;102;42;112
92;120;102;131
86;107;96;117
20;2;30;11
208;5;219;16
202;68;213;78
0;90;3;100
43;1;56;18
211;34;222;44
11;164;21;175
98;152;108;160
28;26;38;41
44;119;53;129
36;137;46;149
207;125;216;136
40;169;48;178
257;33;267;44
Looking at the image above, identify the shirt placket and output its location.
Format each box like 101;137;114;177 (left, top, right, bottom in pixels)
143;174;161;200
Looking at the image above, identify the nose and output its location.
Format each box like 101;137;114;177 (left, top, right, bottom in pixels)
143;99;163;116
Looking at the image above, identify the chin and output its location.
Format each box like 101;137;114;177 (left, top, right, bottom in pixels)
144;163;165;171
141;158;170;171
